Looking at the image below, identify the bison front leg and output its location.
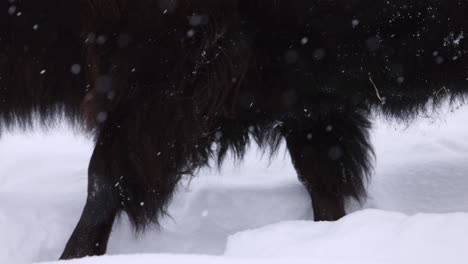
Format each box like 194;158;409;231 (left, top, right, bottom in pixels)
60;138;119;259
60;133;119;260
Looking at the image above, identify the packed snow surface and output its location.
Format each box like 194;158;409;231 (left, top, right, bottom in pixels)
39;210;468;264
1;103;468;264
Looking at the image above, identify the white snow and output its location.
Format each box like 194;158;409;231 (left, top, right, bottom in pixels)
1;103;468;264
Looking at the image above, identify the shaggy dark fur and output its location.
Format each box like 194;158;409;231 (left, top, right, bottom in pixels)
1;0;467;260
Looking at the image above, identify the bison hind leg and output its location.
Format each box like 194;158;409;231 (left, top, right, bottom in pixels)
284;105;373;221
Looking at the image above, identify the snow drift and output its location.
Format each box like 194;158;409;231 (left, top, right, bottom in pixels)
39;210;468;264
1;103;468;264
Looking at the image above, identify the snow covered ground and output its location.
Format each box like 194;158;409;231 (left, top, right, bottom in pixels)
1;103;468;264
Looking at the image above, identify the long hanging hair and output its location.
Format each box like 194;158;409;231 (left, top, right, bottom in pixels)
0;0;85;133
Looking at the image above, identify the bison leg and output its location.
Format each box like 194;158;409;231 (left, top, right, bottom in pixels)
285;107;373;221
60;135;119;259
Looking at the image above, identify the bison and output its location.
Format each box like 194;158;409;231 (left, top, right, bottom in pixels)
1;0;467;260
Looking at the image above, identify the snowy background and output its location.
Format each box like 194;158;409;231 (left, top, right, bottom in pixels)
1;103;468;264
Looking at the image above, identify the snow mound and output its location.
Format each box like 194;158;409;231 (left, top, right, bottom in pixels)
2;104;468;263
226;209;468;263
40;209;468;264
